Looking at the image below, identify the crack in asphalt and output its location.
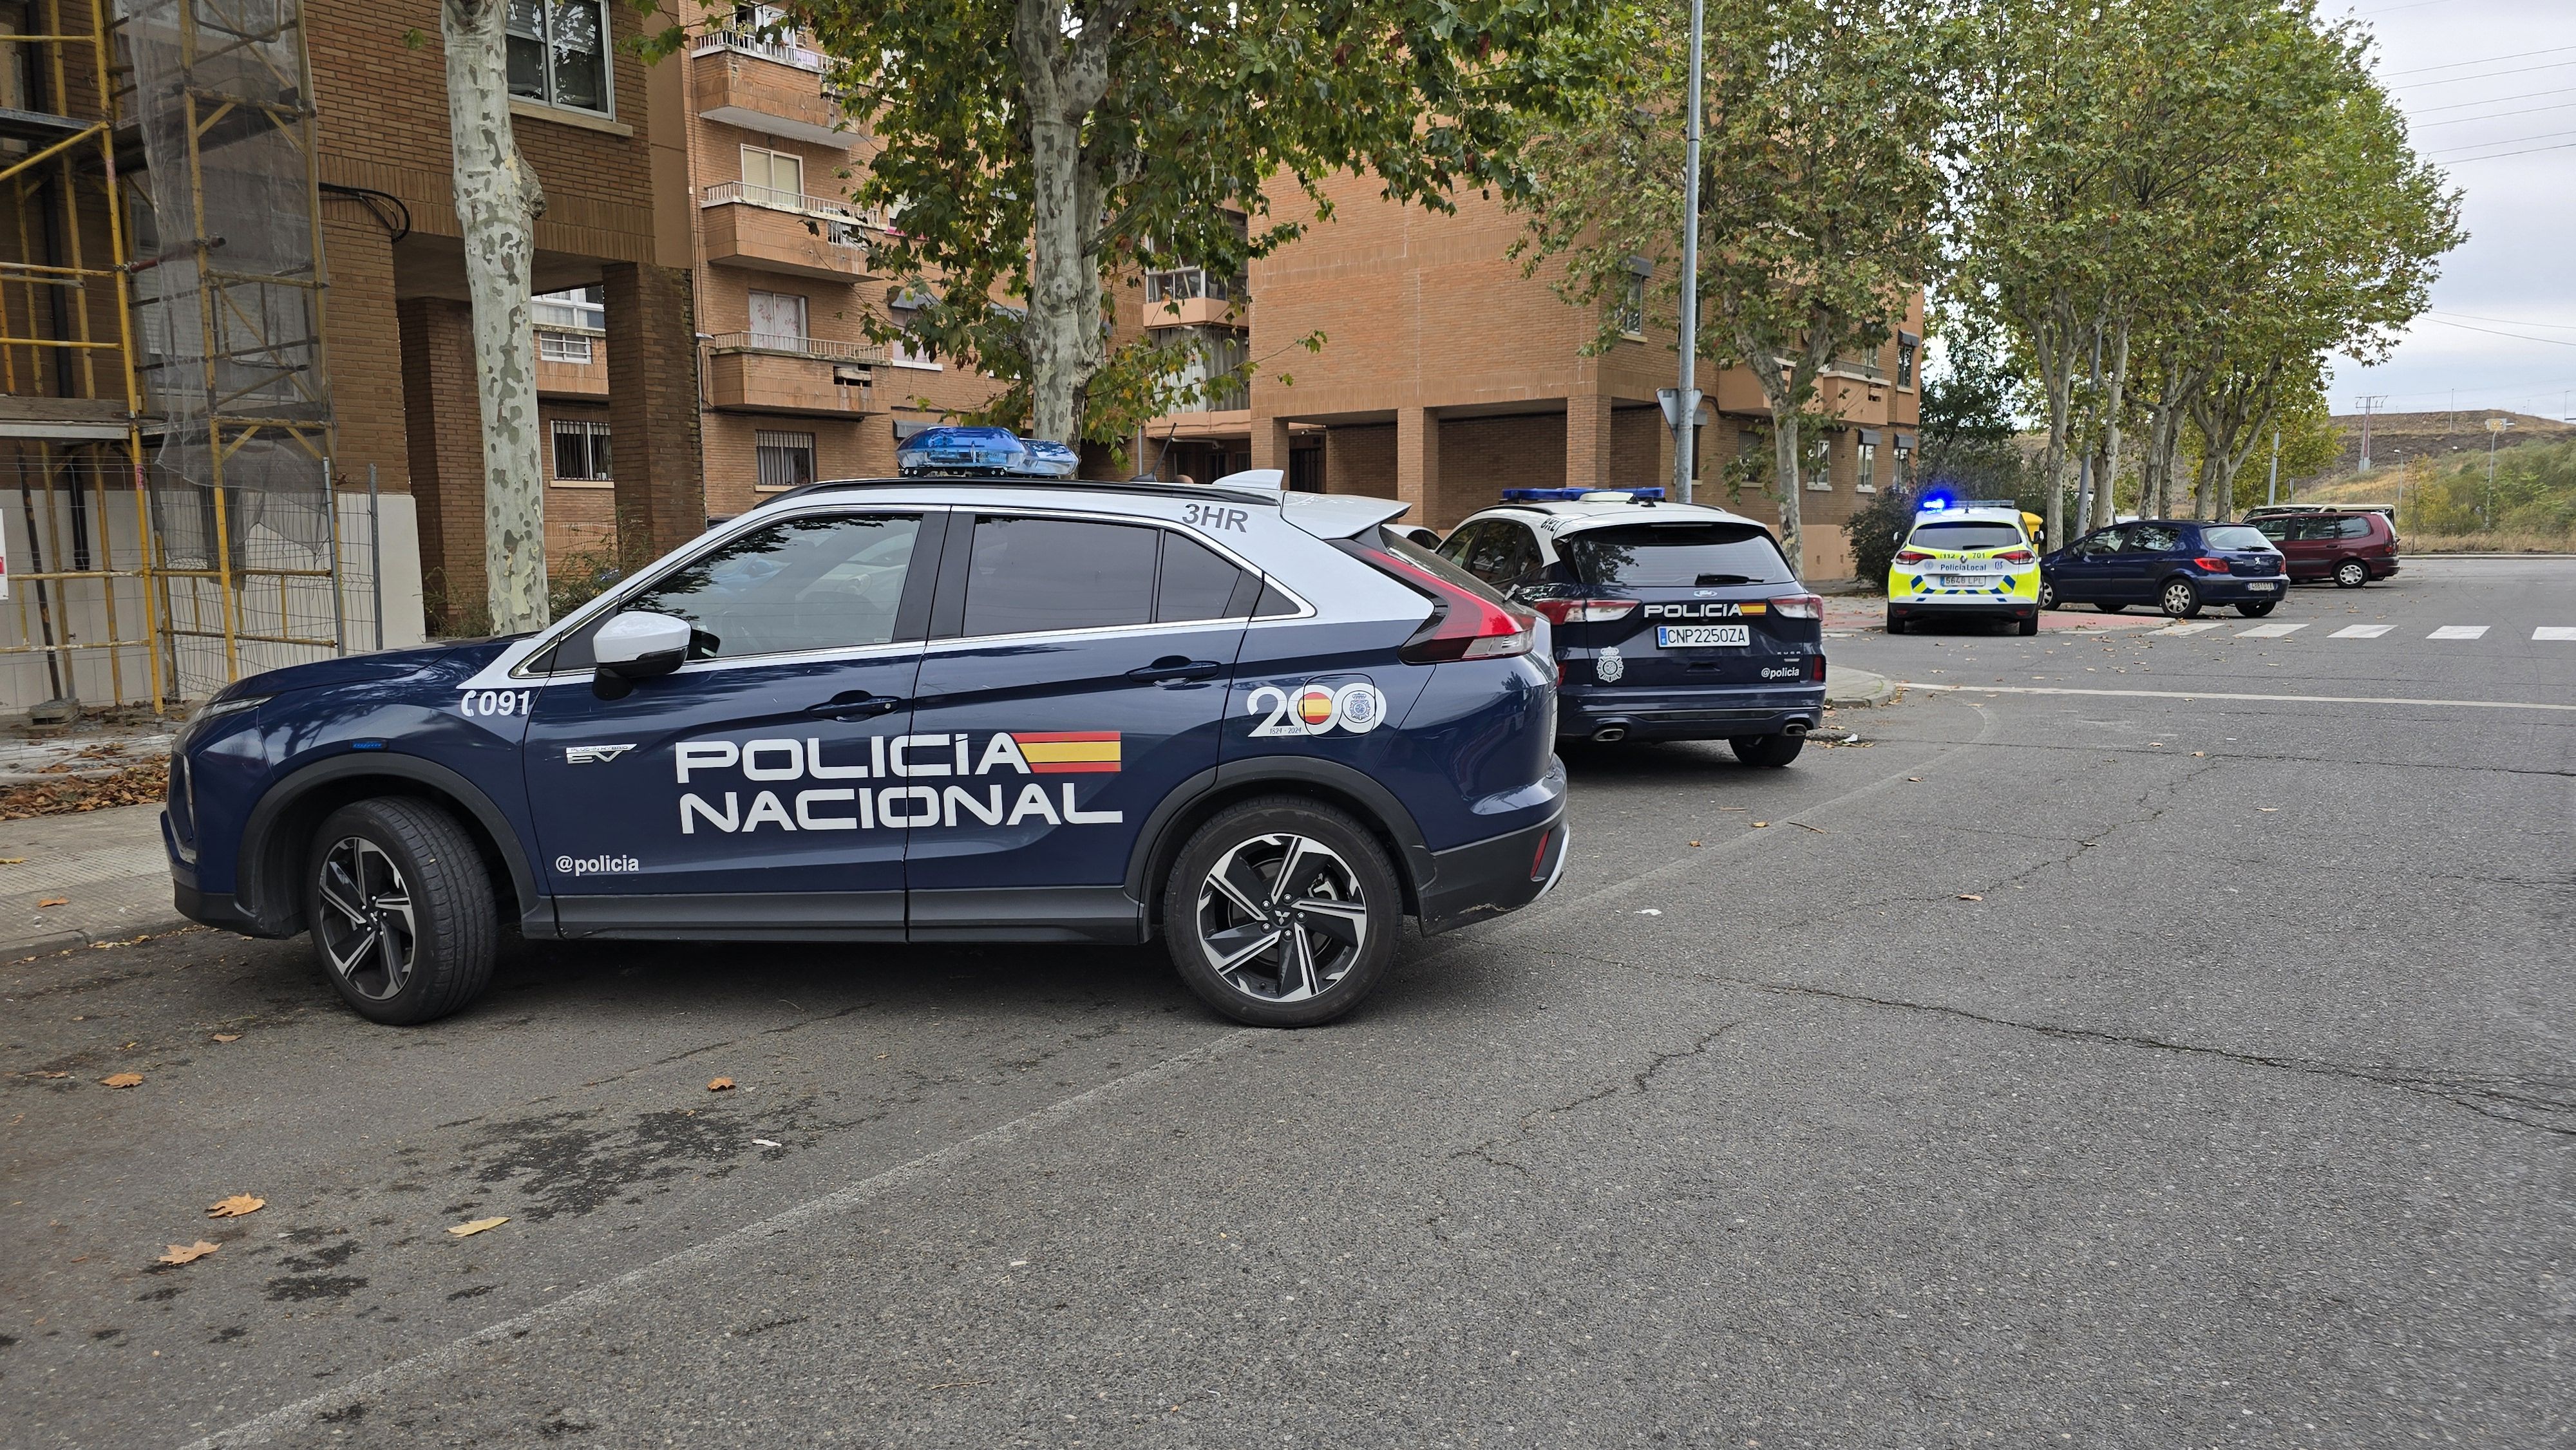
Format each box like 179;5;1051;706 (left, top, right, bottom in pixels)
1451;1020;1757;1177
1570;952;2576;1142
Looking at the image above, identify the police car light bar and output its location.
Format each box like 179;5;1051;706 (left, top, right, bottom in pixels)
895;426;1081;479
1501;487;1665;502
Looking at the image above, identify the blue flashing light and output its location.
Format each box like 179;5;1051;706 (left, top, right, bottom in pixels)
896;426;1081;478
1500;487;1667;502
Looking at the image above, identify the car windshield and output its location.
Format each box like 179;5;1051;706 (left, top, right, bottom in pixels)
1907;520;2024;551
2201;525;2272;551
1558;522;1795;588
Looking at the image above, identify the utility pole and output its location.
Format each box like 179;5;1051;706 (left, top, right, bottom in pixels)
2356;394;2387;472
1667;0;1706;505
2265;428;2280;506
2485;416;2510;528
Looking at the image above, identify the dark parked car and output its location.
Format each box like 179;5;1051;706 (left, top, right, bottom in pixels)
2038;520;2290;619
2249;511;2401;587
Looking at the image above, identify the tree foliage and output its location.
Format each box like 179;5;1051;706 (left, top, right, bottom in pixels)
1516;0;1953;569
669;0;1615;450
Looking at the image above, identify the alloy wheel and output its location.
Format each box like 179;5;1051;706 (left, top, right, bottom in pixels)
2036;579;2056;610
1191;833;1370;1003
315;836;419;1001
2163;581;2197;617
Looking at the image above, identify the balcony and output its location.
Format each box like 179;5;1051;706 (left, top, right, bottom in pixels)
700;183;875;281
1141;267;1246;330
690;28;853;146
705;332;887;417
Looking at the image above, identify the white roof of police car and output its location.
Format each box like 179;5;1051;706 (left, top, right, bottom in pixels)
1912;505;2025;525
1465;498;1772;536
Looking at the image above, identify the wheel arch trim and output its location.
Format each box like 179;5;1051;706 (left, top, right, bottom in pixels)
1123;757;1435;925
236;754;541;936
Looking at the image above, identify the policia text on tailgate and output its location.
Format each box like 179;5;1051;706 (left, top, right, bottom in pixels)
162;463;1568;1029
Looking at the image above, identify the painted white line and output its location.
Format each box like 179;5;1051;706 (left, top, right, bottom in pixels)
2537;626;2576;641
2329;624;2393;639
2236;621;2308;638
184;1029;1265;1447
1899;682;2576;713
2155;621;2224;636
2428;625;2490;640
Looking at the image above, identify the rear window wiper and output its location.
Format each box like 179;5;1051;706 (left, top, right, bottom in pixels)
1693;573;1759;585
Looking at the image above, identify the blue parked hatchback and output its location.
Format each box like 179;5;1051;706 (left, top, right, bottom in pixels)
2039;520;2289;619
163;466;1567;1029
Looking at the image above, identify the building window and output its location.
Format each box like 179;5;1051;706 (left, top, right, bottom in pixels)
1615;257;1651;339
1855;440;1877;493
538;332;592;364
1805;434;1832;491
747;290;808;351
886;296;936;368
739;144;805;207
1169;325;1249;412
1897;335;1918;389
507;0;611;115
552;419;611;481
757;429;817;489
1894;438;1914;488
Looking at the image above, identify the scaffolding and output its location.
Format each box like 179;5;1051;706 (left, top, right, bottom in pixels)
0;0;345;716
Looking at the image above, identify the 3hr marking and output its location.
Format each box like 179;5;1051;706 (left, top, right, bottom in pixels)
1179;502;1249;532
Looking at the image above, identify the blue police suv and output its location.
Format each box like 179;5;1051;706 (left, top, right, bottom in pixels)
1437;491;1826;766
162;459;1567;1029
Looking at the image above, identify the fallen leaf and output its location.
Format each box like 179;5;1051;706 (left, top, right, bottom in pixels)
212;1033;240;1043
1906;777;1922;782
100;1073;144;1089
1750;821;1770;829
1687;840;1701;847
2259;807;2279;813
752;1138;782;1148
707;1077;735;1092
0;857;24;865
158;1240;220;1265
206;1194;265;1219
1957;894;1984;901
2192;751;2206;757
33;1070;68;1079
448;1216;509;1238
1788;822;1826;834
37;898;68;909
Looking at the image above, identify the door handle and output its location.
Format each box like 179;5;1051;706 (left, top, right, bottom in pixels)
804;692;902;719
1127;656;1222;683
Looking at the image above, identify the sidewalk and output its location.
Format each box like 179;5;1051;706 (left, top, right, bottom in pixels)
1;802;187;960
1823;598;2170;636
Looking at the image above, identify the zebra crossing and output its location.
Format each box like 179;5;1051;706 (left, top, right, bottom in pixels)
2152;619;2571;641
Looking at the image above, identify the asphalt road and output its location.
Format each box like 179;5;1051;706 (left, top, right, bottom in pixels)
5;556;2570;1448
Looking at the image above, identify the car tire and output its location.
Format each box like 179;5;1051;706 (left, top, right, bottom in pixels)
2036;579;2058;610
306;798;498;1026
1162;796;1403;1028
2334;559;2369;588
2237;601;2278;617
2016;612;2040;636
1884;608;1906;635
1729;733;1805;768
2160;579;2201;618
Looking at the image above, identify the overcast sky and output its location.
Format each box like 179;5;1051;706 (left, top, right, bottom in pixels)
2325;0;2576;419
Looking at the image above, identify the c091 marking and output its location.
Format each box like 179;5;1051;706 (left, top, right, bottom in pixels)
1179;502;1249;532
461;689;535;718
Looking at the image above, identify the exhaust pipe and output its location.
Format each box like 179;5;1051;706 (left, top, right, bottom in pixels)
1783;719;1812;737
1591;724;1630;743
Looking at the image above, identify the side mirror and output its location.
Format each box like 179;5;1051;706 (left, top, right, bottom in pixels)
590;610;692;700
1400;526;1443;549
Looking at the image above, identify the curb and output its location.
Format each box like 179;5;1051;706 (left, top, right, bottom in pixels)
3;911;194;963
1824;666;1896;709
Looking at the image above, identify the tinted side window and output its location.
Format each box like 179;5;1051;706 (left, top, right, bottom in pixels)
2253;520;2291;542
2338;516;2374;539
1435;521;1486;566
1156;532;1249;622
962;516;1159;635
2125;525;2181;553
560;513;921;666
1465;522;1535;584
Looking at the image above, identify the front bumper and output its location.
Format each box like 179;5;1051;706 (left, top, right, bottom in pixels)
1557;684;1825;742
1416;809;1567;934
1887;598;2036;619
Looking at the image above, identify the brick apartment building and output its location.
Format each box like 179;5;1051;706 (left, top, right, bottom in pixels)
1140;175;1924;581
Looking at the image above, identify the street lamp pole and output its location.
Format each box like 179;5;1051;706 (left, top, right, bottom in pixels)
2485;416;2510;529
1671;0;1706;504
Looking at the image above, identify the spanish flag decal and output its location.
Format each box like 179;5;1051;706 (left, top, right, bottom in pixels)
1010;731;1122;773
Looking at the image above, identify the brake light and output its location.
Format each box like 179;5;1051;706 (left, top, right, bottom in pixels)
1810;653;1827;682
1894;549;1932;565
1353;547;1536;663
1528;598;1640;625
2192;556;2231;572
1995;549;2034;564
1768;592;1824;619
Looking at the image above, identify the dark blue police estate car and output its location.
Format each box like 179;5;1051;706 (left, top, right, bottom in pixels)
164;463;1567;1029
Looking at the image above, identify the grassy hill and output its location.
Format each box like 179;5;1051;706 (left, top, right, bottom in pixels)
2300;437;2576;552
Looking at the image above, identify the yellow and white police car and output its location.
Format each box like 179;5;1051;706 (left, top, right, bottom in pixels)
1885;499;2041;636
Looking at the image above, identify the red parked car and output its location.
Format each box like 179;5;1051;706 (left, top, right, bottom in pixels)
2251;511;2401;588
